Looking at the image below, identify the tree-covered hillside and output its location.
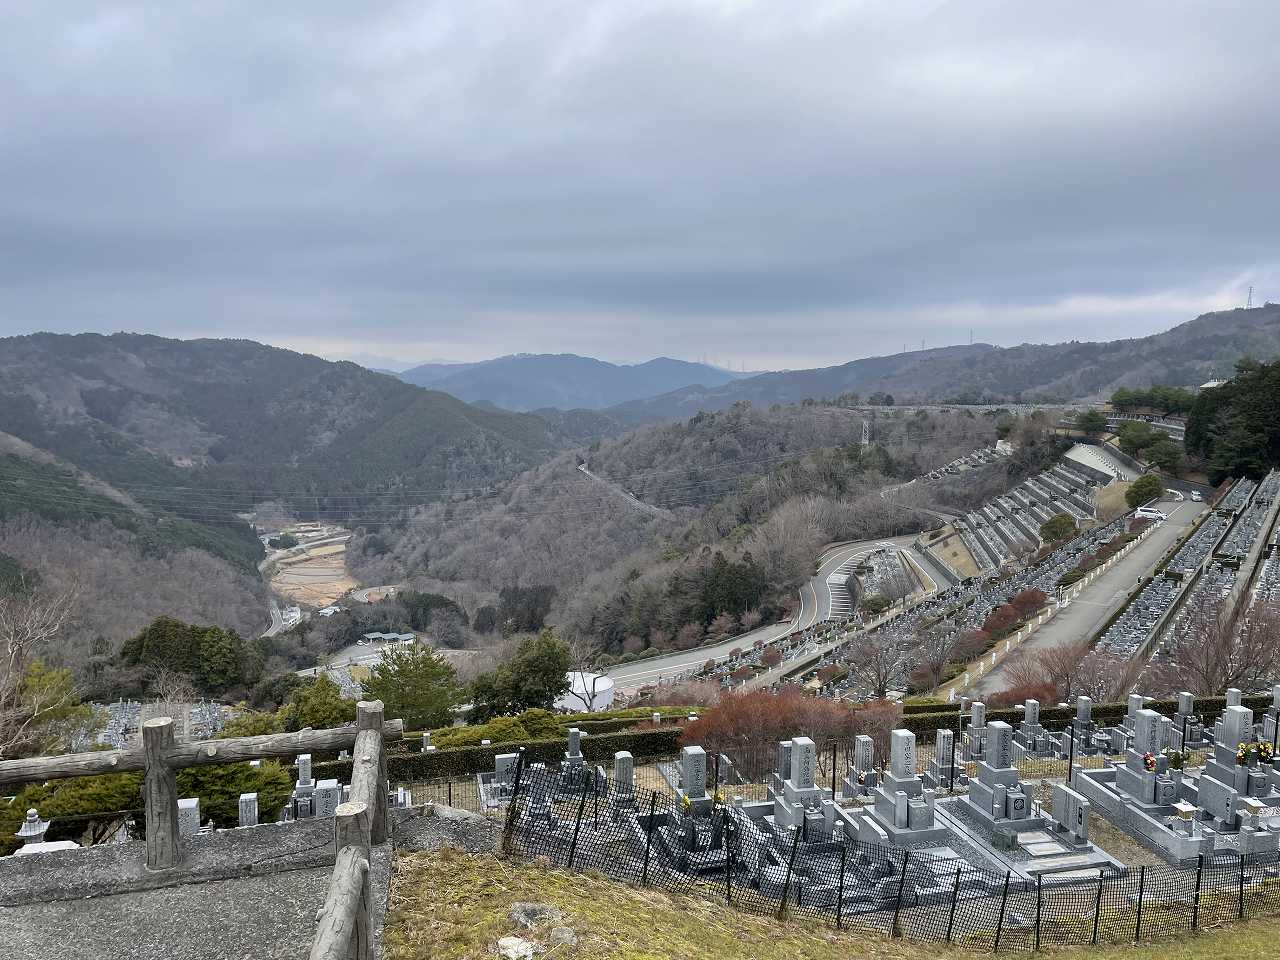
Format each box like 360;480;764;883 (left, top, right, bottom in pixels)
1185;357;1280;483
0;333;562;522
612;305;1280;416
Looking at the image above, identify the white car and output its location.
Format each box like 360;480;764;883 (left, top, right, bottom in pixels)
1190;491;1203;502
1135;506;1167;521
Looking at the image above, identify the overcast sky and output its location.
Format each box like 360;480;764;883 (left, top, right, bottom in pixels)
2;2;1278;370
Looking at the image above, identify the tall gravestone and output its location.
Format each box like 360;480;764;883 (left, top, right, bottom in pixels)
867;729;943;842
239;792;258;828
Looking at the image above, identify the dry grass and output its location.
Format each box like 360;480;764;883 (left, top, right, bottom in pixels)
269;542;357;606
382;849;1276;960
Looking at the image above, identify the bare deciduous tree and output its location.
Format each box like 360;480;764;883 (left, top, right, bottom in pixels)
843;629;913;700
0;585;77;759
1166;597;1280;697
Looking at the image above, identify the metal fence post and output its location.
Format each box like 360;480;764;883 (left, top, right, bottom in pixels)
1035;874;1043;951
500;752;526;856
946;865;962;942
1192;854;1203;930
993;870;1011;952
1238;855;1246;919
836;842;848;931
1091;872;1103;944
567;785;588;871
830;741;838;797
447;779;452;807
641;792;657;887
723;807;733;905
777;823;803;920
1135;865;1145;942
891;850;911;939
713;752;720;796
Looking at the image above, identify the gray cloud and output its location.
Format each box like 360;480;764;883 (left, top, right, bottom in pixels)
1;1;1277;369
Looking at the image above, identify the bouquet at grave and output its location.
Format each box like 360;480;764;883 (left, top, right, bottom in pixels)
1236;741;1273;766
1162;748;1186;771
1142;752;1157;773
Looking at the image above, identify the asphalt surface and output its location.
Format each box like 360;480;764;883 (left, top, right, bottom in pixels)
0;853;390;960
971;498;1205;696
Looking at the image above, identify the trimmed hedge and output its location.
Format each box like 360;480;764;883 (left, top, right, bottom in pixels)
313;726;684;782
894;694;1273;737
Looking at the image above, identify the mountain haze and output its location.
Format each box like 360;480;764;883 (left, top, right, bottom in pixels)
611;306;1280;419
397;353;748;410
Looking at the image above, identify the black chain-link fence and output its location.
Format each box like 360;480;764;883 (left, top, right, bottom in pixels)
482;753;1280;952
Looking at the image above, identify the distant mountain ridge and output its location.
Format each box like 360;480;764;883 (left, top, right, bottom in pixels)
396;353;751;410
609;306;1280;419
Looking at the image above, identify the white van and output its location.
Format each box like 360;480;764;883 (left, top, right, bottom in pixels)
1135;506;1167;521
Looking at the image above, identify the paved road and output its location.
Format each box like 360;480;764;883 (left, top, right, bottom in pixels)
971;498;1206;696
604;533;917;693
260;600;285;638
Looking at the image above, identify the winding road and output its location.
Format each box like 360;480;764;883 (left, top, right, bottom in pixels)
604;532;922;694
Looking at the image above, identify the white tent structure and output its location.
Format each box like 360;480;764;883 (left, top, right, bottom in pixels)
556;671;616;712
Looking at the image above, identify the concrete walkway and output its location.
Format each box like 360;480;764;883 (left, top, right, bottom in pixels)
971;499;1205;696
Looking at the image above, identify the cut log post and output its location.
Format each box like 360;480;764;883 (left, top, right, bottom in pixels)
142;717;181;870
356;700;388;844
309;801;372;960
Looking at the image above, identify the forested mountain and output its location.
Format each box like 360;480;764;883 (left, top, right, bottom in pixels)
349;403;1016;658
0;334;563;519
396;353;748;410
0;333;577;669
611;306;1280;418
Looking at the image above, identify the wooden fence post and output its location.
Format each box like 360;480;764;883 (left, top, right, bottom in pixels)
356;701;388;845
142;717;180;870
310;801;372;960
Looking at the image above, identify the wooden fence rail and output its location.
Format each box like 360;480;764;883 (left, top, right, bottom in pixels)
0;699;401;890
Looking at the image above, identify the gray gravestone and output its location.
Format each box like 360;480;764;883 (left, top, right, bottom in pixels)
494;753;519;785
988;721;1013;769
681;745;707;799
1076;696;1092;723
1177;691;1195;715
178;797;200;837
890;730;917;780
790;736;816;789
1226;688;1242;708
853;735;874;772
1221;705;1254;748
613;751;634;794
314;779;342;818
567;728;582;758
238;792;258;827
777;740;793;780
1133;709;1161;756
1024;699;1040;726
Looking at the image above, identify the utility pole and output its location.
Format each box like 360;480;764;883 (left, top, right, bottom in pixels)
1247;285;1254;309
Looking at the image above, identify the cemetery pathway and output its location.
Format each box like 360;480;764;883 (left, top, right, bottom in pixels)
0;853;389;960
970;498;1205;696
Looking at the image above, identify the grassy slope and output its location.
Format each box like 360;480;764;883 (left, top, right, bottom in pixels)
384;849;1273;960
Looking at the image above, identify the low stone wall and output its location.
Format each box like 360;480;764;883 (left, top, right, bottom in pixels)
0;806;426;908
